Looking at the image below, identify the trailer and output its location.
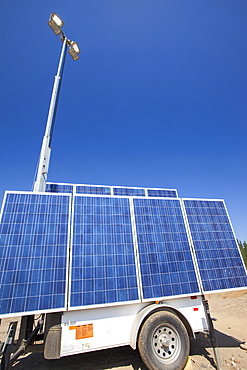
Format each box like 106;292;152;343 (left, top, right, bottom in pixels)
1;12;247;370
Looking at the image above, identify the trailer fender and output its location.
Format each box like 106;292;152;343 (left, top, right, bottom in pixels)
44;312;62;359
129;303;193;350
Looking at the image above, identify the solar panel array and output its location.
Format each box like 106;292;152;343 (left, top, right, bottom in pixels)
0;187;246;317
0;192;70;316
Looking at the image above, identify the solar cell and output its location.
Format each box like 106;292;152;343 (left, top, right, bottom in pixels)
147;189;178;198
183;199;247;292
70;195;140;308
113;187;145;197
0;192;70;317
133;198;200;300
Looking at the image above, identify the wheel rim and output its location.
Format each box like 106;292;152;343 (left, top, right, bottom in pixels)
151;323;181;364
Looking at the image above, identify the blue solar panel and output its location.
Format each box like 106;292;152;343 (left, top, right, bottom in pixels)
70;195;139;308
46;183;74;194
183;199;247;292
0;192;70;317
76;185;111;195
133;198;200;300
147;189;178;198
113;187;145;197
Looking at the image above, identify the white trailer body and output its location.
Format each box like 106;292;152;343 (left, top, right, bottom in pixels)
60;296;206;357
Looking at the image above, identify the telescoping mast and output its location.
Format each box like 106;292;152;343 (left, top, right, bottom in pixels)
33;13;80;193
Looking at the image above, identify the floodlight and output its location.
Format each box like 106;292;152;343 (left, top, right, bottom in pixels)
51;13;64;27
68;47;80;61
48;13;64;35
70;42;80;54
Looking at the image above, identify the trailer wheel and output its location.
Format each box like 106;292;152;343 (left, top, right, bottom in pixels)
138;311;189;370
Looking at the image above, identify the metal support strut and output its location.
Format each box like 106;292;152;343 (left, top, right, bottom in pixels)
202;296;223;370
0;322;18;370
0;315;44;370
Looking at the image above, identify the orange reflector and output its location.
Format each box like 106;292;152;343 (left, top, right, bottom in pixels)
69;326;77;330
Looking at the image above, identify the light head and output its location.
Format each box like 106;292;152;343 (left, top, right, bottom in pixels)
48;13;64;35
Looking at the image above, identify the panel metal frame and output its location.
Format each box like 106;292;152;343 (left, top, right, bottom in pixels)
129;198;144;301
180;200;204;293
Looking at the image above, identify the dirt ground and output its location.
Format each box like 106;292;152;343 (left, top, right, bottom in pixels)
0;290;246;370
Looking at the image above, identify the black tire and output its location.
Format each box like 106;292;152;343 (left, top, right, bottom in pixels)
138;310;189;370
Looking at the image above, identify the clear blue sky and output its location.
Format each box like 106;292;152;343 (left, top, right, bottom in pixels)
0;1;246;241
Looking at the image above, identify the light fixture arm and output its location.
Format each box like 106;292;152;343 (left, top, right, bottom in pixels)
33;37;68;192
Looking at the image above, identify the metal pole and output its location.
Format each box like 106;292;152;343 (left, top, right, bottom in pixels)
33;37;67;192
202;296;223;370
